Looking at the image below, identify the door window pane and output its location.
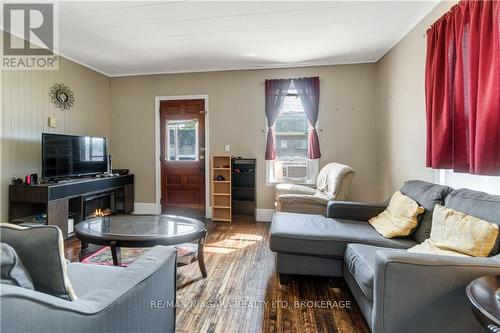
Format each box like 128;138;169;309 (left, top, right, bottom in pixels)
167;120;198;161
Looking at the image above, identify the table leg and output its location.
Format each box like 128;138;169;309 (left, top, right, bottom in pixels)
198;234;207;278
78;240;89;262
110;241;122;266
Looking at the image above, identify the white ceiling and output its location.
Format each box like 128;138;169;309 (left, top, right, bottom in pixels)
54;1;438;76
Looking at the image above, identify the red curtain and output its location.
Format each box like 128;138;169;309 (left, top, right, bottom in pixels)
425;0;500;175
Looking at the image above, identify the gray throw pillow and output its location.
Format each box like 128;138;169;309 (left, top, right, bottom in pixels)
1;242;34;290
400;180;452;243
0;224;77;301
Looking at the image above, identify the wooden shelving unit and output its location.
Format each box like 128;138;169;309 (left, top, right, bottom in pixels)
212;155;232;222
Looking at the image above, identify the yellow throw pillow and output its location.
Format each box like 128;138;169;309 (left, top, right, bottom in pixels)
408;239;471;257
409;205;499;257
369;191;424;238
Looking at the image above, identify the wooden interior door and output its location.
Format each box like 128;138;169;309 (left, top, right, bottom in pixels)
160;99;205;214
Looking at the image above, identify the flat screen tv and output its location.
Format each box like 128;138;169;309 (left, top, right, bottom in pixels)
42;133;108;179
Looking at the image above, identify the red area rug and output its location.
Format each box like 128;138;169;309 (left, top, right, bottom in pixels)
81;247;147;267
81;244;198;267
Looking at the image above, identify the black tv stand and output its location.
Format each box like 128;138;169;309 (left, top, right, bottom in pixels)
9;174;134;239
53;178;83;184
45;174;103;184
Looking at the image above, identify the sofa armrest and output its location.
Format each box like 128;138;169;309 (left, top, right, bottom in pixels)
276;194;329;215
326;201;387;220
1;246;177;333
371;250;500;333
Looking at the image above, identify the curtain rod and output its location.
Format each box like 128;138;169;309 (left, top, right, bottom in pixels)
260;77;323;84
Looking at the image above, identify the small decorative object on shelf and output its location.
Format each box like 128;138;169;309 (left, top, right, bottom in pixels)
212;155;232;223
10;177;23;185
11;213;47;226
49;83;75;110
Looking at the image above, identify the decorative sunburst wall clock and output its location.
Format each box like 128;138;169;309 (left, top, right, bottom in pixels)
49;83;75;110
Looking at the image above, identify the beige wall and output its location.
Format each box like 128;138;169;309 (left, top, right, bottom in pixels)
375;1;457;199
0;37;110;221
110;64;379;210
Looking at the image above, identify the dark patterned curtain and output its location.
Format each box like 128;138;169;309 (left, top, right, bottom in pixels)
294;77;321;159
265;79;292;160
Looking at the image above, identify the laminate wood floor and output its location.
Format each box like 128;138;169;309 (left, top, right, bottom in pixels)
65;216;370;333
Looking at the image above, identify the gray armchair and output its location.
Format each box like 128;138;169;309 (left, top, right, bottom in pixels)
275;162;354;216
1;246;177;333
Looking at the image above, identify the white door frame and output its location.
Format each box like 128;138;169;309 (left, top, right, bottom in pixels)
154;95;210;218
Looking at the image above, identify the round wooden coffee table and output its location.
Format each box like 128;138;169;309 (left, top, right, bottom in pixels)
75;214;207;277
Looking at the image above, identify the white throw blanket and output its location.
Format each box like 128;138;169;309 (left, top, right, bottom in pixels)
315;162;354;200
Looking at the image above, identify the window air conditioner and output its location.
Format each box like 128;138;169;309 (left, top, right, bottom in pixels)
280;161;307;180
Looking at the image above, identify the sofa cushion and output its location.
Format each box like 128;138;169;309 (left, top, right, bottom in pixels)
400;180;452;243
269;213;417;258
0;224;77;301
0;242;34;290
444;188;500;225
344;244;381;301
275;183;316;200
276;194;329;216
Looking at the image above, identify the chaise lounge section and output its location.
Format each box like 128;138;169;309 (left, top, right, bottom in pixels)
269;212;417;278
269;180;500;333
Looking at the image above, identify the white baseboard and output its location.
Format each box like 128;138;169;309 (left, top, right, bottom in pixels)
206;206;212;219
256;208;275;222
133;203;160;215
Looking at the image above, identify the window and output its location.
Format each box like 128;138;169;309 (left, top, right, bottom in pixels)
275;92;308;159
436;170;500;195
167;120;198;161
267;83;318;184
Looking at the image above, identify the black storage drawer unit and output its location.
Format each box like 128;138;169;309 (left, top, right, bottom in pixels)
232;158;256;218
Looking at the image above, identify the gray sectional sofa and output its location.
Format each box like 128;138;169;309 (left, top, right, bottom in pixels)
269;180;500;333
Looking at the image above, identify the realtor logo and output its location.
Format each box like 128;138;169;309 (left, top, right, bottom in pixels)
2;2;58;70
